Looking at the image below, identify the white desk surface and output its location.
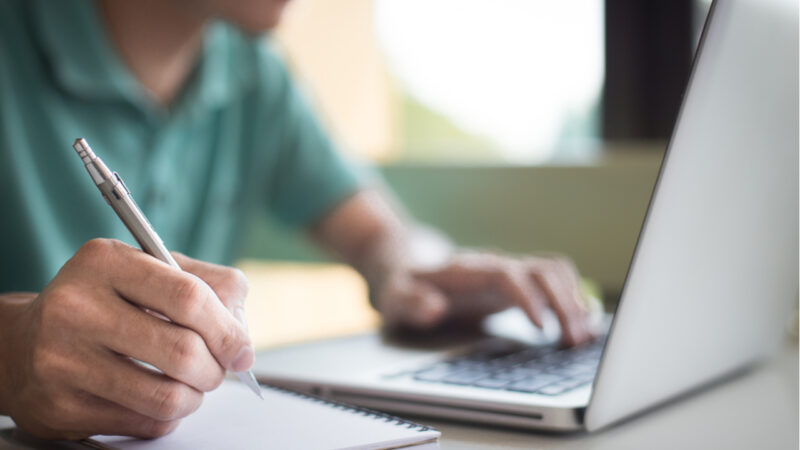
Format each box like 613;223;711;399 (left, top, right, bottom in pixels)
0;341;796;449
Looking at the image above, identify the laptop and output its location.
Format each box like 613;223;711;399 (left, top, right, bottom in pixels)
253;0;798;432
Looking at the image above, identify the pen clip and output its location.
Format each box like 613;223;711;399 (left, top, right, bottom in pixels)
113;172;130;194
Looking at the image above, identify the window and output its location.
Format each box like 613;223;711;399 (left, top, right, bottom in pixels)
274;0;604;164
374;0;604;163
274;0;701;164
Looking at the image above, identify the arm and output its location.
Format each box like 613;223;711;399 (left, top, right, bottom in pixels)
310;190;594;345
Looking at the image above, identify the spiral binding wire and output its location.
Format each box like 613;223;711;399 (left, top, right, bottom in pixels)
263;384;437;432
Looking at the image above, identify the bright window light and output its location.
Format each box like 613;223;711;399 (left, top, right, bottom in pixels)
374;0;605;163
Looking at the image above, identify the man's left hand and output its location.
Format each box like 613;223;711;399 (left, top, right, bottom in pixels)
372;252;594;346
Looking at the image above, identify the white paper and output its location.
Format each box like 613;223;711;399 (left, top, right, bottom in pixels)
90;380;439;450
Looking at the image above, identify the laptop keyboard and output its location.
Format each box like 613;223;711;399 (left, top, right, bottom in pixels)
401;338;605;397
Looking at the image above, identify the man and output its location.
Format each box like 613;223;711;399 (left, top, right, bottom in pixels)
0;0;593;440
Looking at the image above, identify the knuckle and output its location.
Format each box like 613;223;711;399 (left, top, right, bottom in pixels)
214;267;250;309
542;260;560;275
152;382;187;421
216;320;245;356
172;277;206;317
545;256;569;273
553;254;576;268
169;331;204;376
226;268;250;299
485;265;504;284
494;267;516;286
528;260;550;280
75;238;116;264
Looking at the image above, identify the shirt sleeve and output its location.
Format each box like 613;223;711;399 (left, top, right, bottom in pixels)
264;54;364;228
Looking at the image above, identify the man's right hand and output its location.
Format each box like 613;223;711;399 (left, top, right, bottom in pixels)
0;239;254;440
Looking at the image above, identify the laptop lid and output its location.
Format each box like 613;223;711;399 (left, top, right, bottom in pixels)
585;0;798;431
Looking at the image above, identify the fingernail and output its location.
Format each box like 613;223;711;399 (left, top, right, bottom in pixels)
231;345;254;372
234;306;249;334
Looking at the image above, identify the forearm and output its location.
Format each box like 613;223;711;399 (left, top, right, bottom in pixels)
0;292;36;416
311;190;409;288
310;190;452;296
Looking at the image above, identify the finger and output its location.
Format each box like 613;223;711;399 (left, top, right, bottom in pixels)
97;294;225;392
60;392;181;440
380;279;449;330
171;253;249;313
529;260;592;346
73;348;203;422
87;403;181;440
548;259;594;342
172;253;251;333
75;239;253;372
549;257;589;314
414;258;545;327
490;266;547;329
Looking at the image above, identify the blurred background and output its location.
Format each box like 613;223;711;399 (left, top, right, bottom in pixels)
239;0;715;346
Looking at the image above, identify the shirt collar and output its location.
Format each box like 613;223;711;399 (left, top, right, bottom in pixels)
30;0;248;119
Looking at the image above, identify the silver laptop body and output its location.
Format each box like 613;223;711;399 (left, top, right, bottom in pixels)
254;0;798;432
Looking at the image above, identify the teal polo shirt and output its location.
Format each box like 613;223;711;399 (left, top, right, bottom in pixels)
0;0;362;292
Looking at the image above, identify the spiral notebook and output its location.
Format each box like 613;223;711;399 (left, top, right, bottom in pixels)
85;380;440;450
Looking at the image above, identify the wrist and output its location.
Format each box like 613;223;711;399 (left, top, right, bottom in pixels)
357;236;407;310
0;292;35;416
358;225;454;310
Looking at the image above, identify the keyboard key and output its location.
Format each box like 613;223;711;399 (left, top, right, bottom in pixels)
569;374;596;387
519;360;548;370
491;367;539;381
441;370;487;385
413;367;456;382
536;382;572;396
506;375;561;393
473;377;514;389
549;364;591;378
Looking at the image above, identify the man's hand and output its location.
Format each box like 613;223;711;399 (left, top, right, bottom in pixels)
372;252;594;346
312;190;595;347
0;239;254;440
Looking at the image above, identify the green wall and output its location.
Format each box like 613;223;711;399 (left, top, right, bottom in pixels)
241;149;663;300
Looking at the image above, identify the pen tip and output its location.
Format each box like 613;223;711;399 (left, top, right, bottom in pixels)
234;371;263;399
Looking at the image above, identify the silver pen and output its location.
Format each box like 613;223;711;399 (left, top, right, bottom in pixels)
73;138;262;399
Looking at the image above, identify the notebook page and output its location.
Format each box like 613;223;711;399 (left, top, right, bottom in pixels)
89;380;439;450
